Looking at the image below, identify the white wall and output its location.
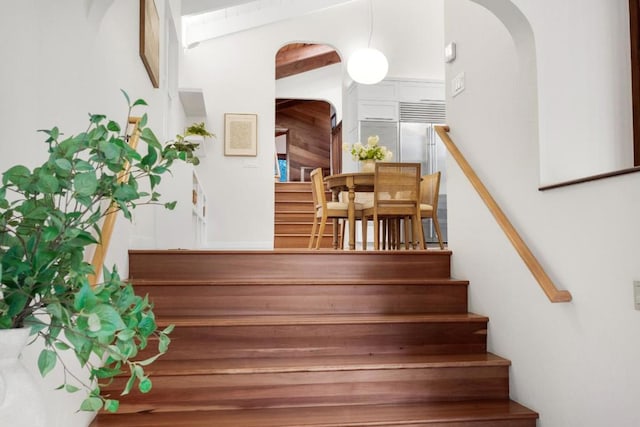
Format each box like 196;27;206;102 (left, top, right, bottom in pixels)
181;0;445;248
0;1;186;425
446;1;640;426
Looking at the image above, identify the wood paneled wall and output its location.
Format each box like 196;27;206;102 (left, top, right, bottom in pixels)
276;99;332;181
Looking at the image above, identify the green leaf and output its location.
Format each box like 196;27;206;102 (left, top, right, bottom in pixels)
162;324;175;335
158;333;171;353
3;165;30;187
98;140;120;160
65;384;80;393
36;169;59;193
107;121;121;132
104;399;120;413
74;281;98;311
122;374;136;396
140;128;161;150
138;314;156;337
54;158;72;171
89;114;106;124
93;304;126;332
120;89;131;105
80;397;103;412
42;226;59;242
88;313;101;332
164;201;177;210
139;377;152;393
54;341;70;351
74;172;98;196
37;349;57;377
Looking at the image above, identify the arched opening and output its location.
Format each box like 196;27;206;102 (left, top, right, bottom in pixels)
274;42;343;181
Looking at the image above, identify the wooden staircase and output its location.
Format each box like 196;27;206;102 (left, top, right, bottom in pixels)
91;250;538;427
274;182;336;248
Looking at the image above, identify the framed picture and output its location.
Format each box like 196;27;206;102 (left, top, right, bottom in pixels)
140;0;160;88
224;113;258;156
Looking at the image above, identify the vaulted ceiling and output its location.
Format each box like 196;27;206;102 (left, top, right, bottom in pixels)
181;0;355;47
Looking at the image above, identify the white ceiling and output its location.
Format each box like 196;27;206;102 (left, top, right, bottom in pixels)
181;0;355;46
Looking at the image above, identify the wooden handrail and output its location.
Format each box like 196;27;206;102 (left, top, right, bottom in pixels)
89;117;142;286
434;125;572;303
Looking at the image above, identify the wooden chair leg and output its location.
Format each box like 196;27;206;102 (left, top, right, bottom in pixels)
403;216;411;249
433;216;445;250
361;216;368;250
373;214;380;250
316;217;327;250
412;214;424;250
339;219;346;249
308;216;319;249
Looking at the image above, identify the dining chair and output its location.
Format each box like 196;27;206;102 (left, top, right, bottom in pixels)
361;162;423;250
309;168;363;249
418;171;445;249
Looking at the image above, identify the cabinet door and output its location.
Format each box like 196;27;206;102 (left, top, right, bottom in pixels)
357;80;398;100
398;81;445;102
358;101;398;122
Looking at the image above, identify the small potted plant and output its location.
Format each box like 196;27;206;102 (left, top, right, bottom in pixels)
343;135;393;172
0;91;191;417
165;121;214;166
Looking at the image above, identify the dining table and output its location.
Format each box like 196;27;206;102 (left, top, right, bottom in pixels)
323;171;375;250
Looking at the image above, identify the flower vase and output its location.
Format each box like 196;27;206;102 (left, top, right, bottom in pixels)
0;328;47;427
360;159;376;172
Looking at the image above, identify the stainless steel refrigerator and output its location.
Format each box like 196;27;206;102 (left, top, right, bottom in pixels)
360;118;447;245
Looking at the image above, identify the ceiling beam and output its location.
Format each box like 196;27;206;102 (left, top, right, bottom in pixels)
276;44;341;79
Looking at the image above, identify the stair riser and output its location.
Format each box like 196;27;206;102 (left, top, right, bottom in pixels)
275;223;334;234
274;235;334;249
141;322;487;361
275;212;316;222
138;284;468;316
106;366;509;412
129;251;452;281
275;201;314;212
275;192;314;202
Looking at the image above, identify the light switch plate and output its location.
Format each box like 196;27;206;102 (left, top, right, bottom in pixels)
634;281;640;310
452;72;465;97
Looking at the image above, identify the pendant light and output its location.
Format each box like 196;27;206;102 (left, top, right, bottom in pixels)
347;0;388;85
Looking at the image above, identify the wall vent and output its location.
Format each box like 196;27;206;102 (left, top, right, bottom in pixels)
399;101;446;123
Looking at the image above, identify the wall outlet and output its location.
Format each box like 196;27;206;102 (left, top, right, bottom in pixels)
452;72;465;97
634;281;640;310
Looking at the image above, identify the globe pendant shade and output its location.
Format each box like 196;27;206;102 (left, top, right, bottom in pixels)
347;48;389;85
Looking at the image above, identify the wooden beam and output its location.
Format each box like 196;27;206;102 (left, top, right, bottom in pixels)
276;44;341;79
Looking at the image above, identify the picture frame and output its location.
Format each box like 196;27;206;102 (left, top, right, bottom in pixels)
140;0;160;88
224;113;258;156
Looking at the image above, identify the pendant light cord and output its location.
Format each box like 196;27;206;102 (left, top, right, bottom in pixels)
368;0;374;48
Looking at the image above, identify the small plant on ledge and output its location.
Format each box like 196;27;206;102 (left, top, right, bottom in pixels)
0;91;189;413
165;121;215;166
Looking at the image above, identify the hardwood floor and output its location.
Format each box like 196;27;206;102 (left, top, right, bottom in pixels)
91;250;538;427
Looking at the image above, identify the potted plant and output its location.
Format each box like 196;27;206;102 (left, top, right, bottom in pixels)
343;135;393;172
0;92;192;416
165;121;214;166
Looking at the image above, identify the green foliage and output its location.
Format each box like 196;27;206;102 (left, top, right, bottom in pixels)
164;121;214;166
0;92;184;412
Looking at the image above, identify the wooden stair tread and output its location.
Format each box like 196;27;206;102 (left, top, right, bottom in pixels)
143;353;510;376
132;278;469;286
92;400;538;426
157;313;488;327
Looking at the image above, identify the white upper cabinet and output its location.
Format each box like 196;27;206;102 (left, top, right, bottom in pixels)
397;80;445;103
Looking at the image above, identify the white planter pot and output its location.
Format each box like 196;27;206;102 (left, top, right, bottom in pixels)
0;328;47;427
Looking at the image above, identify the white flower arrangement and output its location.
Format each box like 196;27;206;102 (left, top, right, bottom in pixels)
343;135;393;161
